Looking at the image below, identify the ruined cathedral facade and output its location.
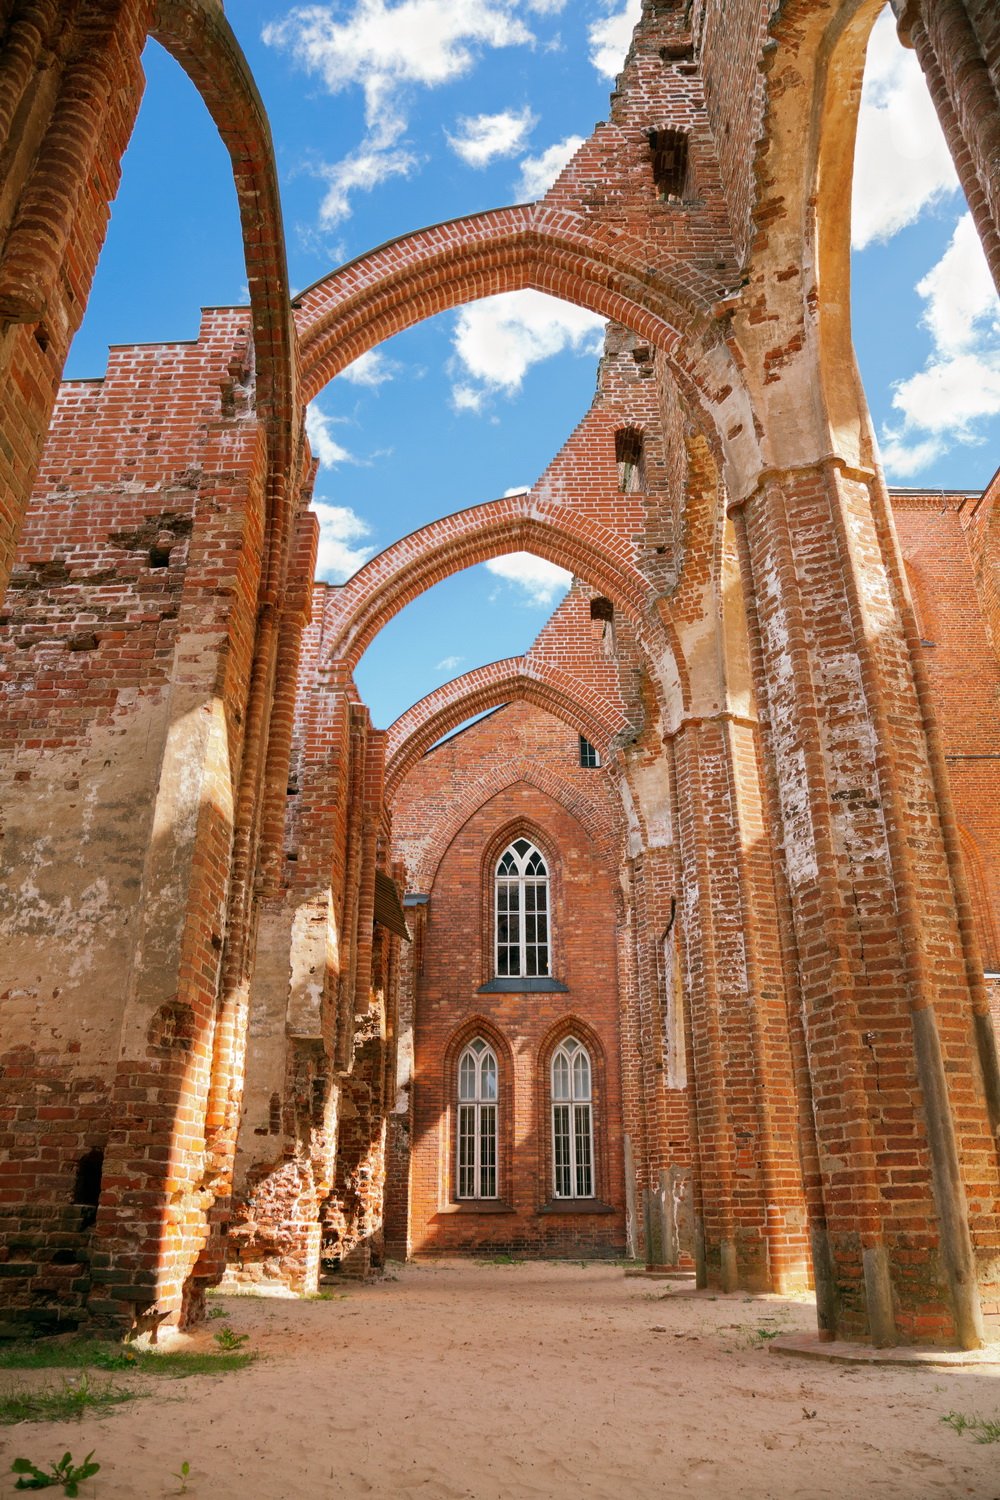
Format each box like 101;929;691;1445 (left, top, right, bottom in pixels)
1;0;1000;1352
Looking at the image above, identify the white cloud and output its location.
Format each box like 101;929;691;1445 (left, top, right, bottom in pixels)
435;654;464;673
263;2;534;123
306;402;359;467
451;382;488;413
447;106;536;168
588;0;641;80
876;214;1000;480
890;351;1000;438
516;134;584;199
339;349;401;387
503;485;530;496
916;212;1000;357
451;290;604;409
485;552;571;606
852;8;958;249
315;136;418;227
314;502;375;581
264;1;538;222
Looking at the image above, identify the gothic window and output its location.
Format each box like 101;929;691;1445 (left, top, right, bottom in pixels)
551;1038;594;1198
457;1038;498;1199
495;838;550;978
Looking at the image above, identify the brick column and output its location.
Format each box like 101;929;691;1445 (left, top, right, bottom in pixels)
670;715;811;1294
733;457;1000;1346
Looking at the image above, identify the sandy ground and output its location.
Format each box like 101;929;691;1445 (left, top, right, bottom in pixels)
3;1261;1000;1499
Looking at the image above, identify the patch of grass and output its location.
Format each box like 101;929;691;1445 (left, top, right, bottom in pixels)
942;1411;1000;1444
0;1374;141;1425
482;1254;522;1266
206;1306;227;1320
0;1340;253;1378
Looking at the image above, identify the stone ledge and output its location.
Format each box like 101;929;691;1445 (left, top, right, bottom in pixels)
770;1334;1000;1368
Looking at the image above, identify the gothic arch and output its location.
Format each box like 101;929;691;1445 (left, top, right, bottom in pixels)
324;494;660;672
293;205;751;451
410;759;623;896
384;659;635;800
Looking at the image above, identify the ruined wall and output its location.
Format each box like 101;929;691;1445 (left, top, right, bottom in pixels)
893;485;1000;1021
0;309;267;1333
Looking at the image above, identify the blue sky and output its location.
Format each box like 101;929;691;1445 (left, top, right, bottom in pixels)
64;2;1000;727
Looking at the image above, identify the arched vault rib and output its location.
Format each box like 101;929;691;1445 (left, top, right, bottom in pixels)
384;658;635;801
152;0;297;565
324;494;657;672
294;205;727;413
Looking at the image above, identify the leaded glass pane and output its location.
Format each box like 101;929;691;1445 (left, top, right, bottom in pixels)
459;1051;477;1101
574;1104;593;1197
573;1049;591;1100
553;1103;571;1196
481;1051;497;1100
458;1104;476;1197
479;1105;497;1197
514;838;529;857
553;1052;570;1100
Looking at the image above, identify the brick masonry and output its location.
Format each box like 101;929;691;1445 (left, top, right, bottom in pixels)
0;0;999;1349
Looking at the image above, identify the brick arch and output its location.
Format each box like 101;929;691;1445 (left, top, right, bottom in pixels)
152;0;296;559
324;494;658;672
294;204;729;411
384;658;634;800
408;760;624;895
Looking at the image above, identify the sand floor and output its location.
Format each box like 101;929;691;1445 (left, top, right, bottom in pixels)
3;1261;1000;1499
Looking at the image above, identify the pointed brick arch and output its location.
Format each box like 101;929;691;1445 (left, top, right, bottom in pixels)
324;493;658;672
294;205;730;414
408;758;625;895
384;658;634;800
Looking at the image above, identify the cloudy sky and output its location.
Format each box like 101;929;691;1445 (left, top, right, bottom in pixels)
66;2;999;725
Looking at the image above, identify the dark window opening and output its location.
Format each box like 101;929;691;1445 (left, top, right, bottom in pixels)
614;428;645;492
579;736;601;769
648;127;688;202
73;1148;104;1228
590;597;614;623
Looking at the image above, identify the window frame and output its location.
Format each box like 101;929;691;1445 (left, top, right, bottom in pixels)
494;837;551;980
550;1037;595;1200
456;1037;499;1201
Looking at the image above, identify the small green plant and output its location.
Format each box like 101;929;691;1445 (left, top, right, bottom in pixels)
752;1325;781;1343
212;1324;249;1352
206;1306;226;1320
171;1460;191;1495
11;1450;99;1496
942;1412;1000;1444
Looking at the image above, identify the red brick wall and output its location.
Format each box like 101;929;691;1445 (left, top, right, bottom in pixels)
391;701;629;1258
0;309;269;1333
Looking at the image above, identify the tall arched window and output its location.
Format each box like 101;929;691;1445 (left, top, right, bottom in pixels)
495;838;549;978
551;1038;594;1198
457;1038;498;1199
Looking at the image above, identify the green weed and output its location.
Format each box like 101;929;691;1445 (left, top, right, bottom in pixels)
212;1325;249;1352
11;1450;99;1496
942;1412;1000;1444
